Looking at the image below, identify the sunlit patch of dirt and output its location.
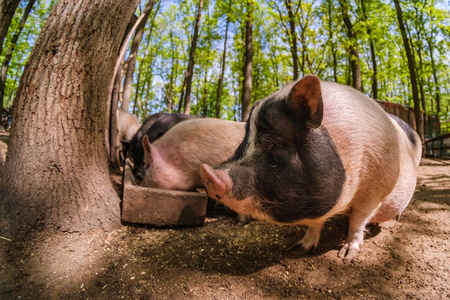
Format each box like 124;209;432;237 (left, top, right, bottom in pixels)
1;158;449;299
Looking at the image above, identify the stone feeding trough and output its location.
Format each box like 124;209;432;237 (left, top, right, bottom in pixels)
121;161;208;227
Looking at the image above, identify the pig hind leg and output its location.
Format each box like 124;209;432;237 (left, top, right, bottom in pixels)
338;199;383;259
287;223;324;253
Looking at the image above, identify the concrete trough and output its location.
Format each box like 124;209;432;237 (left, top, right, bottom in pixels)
121;162;208;227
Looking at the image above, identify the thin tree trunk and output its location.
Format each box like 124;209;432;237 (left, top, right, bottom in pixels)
133;59;143;115
0;0;140;237
166;29;177;112
0;0;37;131
202;69;208;117
327;0;338;82
338;0;362;91
110;70;122;170
284;0;299;80
182;0;204;115
106;13;137;162
241;0;253;122
215;0;232;118
109;16;138;170
413;4;426;114
360;0;377;99
0;0;21;54
427;37;440;114
269;51;279;87
393;0;424;141
121;0;157;111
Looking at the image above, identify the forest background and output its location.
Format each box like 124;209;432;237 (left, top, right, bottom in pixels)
1;0;449;135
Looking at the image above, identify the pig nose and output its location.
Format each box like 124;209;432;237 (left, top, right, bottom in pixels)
200;164;226;201
135;172;144;184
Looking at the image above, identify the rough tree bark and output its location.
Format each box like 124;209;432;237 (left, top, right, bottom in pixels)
0;0;21;54
121;0;157;111
0;0;140;237
241;0;253;122
215;0;232;118
393;0;424;141
338;0;362;91
182;0;203;115
0;0;37;132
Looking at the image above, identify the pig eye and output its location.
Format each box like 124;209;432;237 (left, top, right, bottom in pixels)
261;135;278;149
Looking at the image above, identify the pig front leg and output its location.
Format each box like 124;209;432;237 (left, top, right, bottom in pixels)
287;223;324;253
338;200;383;259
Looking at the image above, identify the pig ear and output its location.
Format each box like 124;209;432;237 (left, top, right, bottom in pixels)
286;75;323;129
142;135;154;165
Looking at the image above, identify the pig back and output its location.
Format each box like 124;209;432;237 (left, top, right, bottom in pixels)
153;118;246;188
319;81;401;214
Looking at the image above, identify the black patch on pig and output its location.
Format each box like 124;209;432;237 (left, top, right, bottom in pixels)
388;114;417;146
228;101;261;162
229;165;256;200
227;96;346;223
129;113;197;181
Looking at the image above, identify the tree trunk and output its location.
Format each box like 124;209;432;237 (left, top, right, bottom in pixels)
326;0;338;82
215;0;232;118
133;59;143;115
413;4;426;114
0;0;140;237
108;15;139;170
360;0;377;99
0;0;21;54
338;0;362;91
121;0;157;111
284;0;299;80
109;70;122;170
241;0;253;122
0;0;37;132
182;0;203;115
427;37;441;114
166;29;177;112
393;0;424;141
106;14;137;165
202;69;208;117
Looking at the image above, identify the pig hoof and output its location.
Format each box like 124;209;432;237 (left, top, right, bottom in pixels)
337;243;360;260
286;241;315;255
236;214;251;225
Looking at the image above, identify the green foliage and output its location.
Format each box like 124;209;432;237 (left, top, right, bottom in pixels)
2;0;449;129
1;0;53;109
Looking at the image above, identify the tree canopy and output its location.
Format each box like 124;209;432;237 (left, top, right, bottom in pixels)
1;0;449;131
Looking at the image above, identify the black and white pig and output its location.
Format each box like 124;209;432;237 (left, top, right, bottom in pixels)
125;113;196;183
141;118;245;191
200;76;422;259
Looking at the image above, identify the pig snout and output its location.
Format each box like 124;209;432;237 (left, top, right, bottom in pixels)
133;166;146;184
200;164;231;201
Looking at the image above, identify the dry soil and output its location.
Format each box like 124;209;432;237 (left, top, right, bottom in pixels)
0;158;449;299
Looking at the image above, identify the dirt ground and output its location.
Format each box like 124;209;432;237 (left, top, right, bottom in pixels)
0;158;449;299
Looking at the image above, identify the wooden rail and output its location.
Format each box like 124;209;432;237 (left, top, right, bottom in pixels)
424;133;450;158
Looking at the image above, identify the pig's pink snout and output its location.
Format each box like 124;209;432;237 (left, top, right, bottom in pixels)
200;164;227;201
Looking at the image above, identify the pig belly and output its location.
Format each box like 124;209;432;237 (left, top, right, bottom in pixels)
370;122;421;223
370;167;417;223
